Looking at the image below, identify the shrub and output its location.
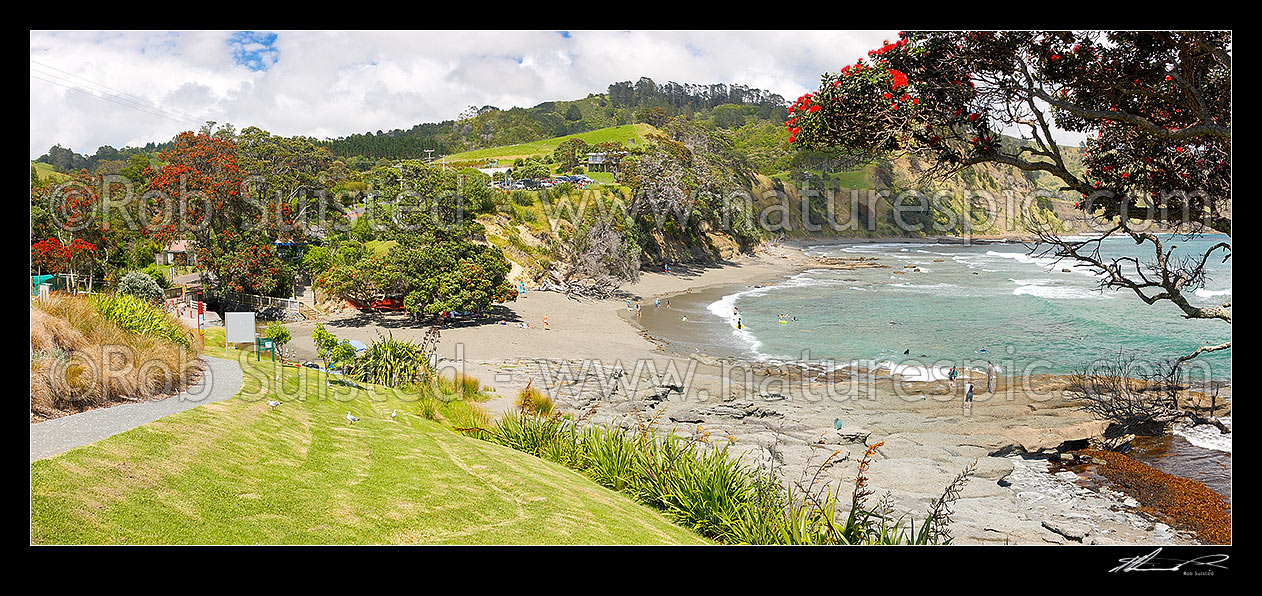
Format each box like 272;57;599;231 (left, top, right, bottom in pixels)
30;295;201;419
515;385;555;417
453;372;482;401
418;395;441;421
510;190;535;206
117;271;164;304
92;293;191;348
355;332;427;387
511;204;538;224
140;264;172;289
264;321;291;351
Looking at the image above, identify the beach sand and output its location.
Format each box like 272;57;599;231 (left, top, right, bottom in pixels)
280;240;1203;545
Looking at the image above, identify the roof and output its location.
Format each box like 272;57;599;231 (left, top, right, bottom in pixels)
165;240;192;252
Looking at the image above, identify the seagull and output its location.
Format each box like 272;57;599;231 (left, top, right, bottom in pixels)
346;411;359;423
391;409;397;419
267;400;281;407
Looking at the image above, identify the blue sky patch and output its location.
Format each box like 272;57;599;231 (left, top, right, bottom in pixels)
228;31;279;71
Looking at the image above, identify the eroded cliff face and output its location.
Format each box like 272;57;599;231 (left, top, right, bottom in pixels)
743;155;1090;242
484;152;1095;277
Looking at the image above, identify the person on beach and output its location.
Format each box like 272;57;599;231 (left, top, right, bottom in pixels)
635;303;641;318
948;366;958;389
655;298;660;308
543;314;549;331
737;317;743;330
519;282;526;298
666;300;671;309
964;381;975;412
986;361;995;393
626;299;632;311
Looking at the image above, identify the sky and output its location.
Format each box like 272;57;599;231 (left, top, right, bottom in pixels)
29;30;1085;160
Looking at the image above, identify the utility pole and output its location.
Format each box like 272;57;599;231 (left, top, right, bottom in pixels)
394;163;407;192
424;149;434;164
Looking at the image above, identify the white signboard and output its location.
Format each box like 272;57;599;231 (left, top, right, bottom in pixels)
224;311;256;344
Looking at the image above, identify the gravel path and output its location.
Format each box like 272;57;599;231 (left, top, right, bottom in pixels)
30;356;243;463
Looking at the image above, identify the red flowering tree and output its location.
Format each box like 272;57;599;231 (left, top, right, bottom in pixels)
217;242;289;296
31;238;69;277
147;130;247;248
30;237;97;292
791;31;1230;369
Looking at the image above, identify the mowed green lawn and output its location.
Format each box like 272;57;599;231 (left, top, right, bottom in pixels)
29;340;707;545
445;123;657;162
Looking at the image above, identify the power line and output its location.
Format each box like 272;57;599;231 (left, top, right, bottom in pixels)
30;59;204;123
31;73;202;127
30;67;203;127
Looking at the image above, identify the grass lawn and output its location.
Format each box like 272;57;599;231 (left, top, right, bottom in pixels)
445;124;656;163
31;161;71;183
29;336;707;545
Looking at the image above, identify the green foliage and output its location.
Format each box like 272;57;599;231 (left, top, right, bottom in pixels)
469;415;966;545
138;263;172;289
515;386;554;416
92;293;190;348
312;323;355;370
116;271;164;304
301;245;333;275
552;137;590;171
355;332;428;388
513;157;549;180
263;321;291;350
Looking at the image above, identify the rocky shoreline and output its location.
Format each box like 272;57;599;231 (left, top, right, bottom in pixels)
334;240;1227;545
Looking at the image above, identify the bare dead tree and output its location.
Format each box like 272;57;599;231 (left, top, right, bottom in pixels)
558;218;641;299
1067;351;1185;435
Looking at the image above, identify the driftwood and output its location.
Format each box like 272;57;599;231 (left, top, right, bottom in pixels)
538;278;620;300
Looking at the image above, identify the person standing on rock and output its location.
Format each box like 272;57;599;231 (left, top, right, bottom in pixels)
986;361;995;394
964;381;975;414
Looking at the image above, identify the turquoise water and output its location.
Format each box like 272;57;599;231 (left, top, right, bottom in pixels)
707;235;1231;383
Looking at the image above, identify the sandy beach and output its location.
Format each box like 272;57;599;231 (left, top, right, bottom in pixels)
282;240;1210;545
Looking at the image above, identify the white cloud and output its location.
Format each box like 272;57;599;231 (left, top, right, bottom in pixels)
30;29;900;159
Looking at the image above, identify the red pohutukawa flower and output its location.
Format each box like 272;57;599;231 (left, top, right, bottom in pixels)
889;69;908;89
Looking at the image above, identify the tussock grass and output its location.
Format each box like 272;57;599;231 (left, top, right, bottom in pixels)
515;386;554;417
30;294;202;420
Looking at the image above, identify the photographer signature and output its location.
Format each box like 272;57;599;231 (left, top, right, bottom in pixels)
1110;548;1229;573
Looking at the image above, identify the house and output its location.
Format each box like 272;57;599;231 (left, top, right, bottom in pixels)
585;151;627;173
156;240;197;266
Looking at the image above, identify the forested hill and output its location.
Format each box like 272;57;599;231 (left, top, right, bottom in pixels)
318;77;788;160
33;77;790;171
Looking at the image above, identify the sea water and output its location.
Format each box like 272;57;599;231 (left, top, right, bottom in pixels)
689;234;1231;500
703;235;1231;385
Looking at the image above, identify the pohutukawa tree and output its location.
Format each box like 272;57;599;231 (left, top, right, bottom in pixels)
790;30;1230;371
